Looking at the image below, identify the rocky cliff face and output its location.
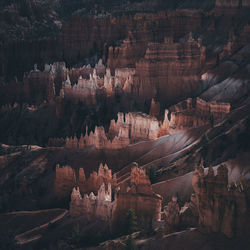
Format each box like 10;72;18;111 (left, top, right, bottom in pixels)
192;163;249;238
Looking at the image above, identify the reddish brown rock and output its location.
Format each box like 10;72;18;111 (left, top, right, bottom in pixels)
64;111;160;150
54;164;76;198
163;97;230;133
133;34;205;104
192;163;249;238
149;99;161;117
112;166;162;231
70;184;112;220
164;196;180;233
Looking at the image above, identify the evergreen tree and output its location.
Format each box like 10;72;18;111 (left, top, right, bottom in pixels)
125;209;138;235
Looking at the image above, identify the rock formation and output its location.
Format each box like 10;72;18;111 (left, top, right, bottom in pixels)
159;97;230;134
60;64;135;103
64;112;160;150
69;164;162;229
163;196;180;233
112;166;162;230
192;163;249;238
54;164;76;198
179;193;199;229
81;163;117;195
149;99;161;117
54;163;116;200
133;34;205;104
23;65;56;103
70;184;112;220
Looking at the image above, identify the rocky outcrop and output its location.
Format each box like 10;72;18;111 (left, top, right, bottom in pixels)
60;64;136;103
81;163;116;195
70;184;112;220
53;164;76;198
112;165;162;231
192;163;249;238
65;112;160;150
69;165;162;227
149;99;161;117
159;98;230;134
107;10;204;73
179;193;199;229
62;97;230;149
23;65;56;103
163;196;180;233
54;163;116;200
133;34;205;104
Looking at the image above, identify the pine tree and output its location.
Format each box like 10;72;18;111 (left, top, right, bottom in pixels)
125;209;138;235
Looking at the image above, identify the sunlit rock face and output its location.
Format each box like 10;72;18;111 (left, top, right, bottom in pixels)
112;165;162;231
69;184;113;220
60;63;136;103
160;97;231;134
69;164;162;227
64;111;160;150
192;163;249;238
54;163;116;200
